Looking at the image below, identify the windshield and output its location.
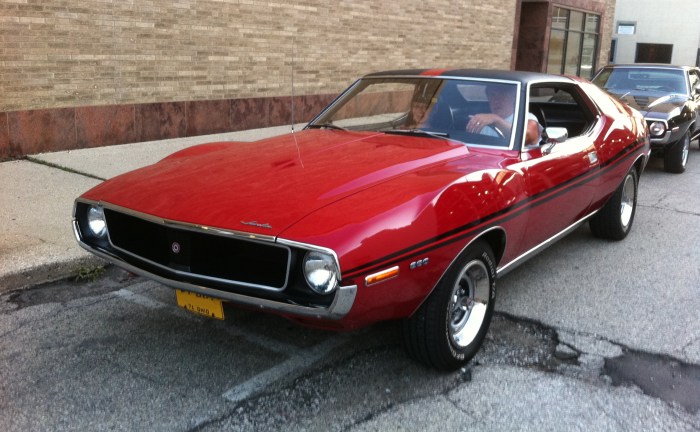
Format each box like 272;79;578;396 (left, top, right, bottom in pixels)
593;68;688;95
308;77;520;148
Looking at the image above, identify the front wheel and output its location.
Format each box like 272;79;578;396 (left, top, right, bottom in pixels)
663;132;689;173
402;241;496;371
589;168;638;240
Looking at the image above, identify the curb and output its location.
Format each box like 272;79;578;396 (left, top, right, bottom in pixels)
0;255;107;294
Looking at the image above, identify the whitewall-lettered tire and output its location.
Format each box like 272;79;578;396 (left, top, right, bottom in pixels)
402;241;496;371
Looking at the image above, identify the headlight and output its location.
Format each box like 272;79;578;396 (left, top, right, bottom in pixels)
648;121;666;137
303;250;339;294
87;205;107;238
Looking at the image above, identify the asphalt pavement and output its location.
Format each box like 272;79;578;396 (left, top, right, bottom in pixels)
1;128;699;430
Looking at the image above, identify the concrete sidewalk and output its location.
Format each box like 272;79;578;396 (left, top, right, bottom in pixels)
0;125;293;292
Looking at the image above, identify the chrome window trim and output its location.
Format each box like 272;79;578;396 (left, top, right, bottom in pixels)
315;75;526;151
524;79;602;151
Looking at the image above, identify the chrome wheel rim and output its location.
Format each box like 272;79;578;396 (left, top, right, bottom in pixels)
620;173;635;229
448;259;490;348
682;135;689;168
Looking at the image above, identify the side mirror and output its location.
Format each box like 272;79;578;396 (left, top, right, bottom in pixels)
541;127;568;155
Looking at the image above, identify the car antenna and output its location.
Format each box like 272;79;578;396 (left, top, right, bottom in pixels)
291;36;295;134
290;37;304;167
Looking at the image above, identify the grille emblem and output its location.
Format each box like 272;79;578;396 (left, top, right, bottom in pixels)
171;242;181;254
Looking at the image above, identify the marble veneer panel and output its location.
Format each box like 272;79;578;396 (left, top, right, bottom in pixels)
8;108;77;156
137;102;187;142
0;93;342;161
75;105;139;148
186;99;232;136
268;96;293;126
299;94;336;122
230;97;268;131
0;112;13;160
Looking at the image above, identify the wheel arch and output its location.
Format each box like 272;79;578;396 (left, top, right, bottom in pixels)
408;226;506;318
475;227;507;267
441;226;506;284
632;152;648;178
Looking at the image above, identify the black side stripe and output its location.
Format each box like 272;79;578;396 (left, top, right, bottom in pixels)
343;140;645;279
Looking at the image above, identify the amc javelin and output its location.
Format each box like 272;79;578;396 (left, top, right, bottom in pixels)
73;69;650;370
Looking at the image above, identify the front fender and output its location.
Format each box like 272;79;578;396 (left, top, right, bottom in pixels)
278;163;523;326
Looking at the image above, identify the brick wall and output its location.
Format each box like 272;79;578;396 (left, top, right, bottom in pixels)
0;0;518;159
1;0;517;112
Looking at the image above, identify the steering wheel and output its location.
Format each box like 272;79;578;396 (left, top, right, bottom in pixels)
535;106;548;129
483;125;505;139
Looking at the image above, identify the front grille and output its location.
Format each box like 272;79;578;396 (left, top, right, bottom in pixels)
104;209;290;290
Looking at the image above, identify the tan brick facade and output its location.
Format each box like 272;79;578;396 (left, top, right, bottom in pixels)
0;0;616;159
0;0;517;113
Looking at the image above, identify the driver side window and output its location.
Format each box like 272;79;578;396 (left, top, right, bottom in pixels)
529;85;596;141
689;71;700;96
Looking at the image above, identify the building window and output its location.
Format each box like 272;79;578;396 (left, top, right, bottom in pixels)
616;23;636;35
547;7;600;78
635;43;673;63
610;39;617;63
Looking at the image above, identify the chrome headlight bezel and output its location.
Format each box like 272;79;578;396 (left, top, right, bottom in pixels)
648;121;666;137
302;250;340;295
86;205;108;238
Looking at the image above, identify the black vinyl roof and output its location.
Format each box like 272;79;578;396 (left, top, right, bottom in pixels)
364;68;572;84
600;63;699;71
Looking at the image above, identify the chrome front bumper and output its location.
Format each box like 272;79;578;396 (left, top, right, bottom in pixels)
73;220;357;320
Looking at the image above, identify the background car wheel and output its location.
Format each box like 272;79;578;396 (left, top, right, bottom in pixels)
402;241;496;371
663;132;689;173
589;168;638;241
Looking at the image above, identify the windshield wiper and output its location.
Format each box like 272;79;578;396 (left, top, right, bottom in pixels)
308;123;347;131
383;129;450;139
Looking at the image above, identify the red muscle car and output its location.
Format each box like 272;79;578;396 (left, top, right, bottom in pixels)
73;69;650;370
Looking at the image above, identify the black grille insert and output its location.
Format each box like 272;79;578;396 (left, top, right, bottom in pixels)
104;209;289;289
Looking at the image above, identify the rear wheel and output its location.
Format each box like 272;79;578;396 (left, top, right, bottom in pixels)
402;241;496;371
663;132;689;173
590;168;638;240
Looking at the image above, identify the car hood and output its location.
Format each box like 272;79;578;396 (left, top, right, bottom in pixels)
81;130;471;236
609;90;689;116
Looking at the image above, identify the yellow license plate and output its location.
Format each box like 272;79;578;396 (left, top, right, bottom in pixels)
176;290;225;320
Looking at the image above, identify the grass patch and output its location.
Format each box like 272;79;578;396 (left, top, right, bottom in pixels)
74;265;106;283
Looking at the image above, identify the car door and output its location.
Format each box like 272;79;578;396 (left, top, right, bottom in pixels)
519;83;600;251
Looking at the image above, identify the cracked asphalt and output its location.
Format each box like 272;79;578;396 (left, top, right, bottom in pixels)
0;151;699;430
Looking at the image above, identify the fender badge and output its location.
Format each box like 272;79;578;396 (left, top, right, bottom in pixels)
240;221;272;229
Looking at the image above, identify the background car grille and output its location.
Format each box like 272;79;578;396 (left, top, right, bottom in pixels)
104;209;290;289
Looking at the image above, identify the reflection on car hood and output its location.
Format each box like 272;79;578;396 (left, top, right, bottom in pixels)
609;90;688;115
81;129;472;236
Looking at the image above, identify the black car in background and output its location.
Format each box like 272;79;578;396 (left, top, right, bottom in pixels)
593;64;700;173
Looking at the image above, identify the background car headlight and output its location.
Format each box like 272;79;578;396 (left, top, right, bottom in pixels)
303;250;339;294
648;121;666;137
87;205;107;237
